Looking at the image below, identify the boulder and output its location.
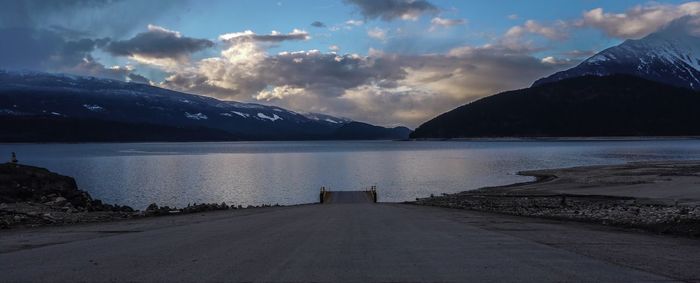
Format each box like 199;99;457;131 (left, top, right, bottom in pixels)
0;163;133;213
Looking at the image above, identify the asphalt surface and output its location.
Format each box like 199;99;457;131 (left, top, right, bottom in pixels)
1;203;699;282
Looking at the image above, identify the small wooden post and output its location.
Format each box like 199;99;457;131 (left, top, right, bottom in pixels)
371;186;377;203
10;152;18;164
320;186;325;204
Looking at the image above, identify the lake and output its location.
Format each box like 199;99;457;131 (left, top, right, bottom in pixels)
3;140;700;209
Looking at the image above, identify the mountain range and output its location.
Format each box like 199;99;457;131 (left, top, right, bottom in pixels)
0;71;410;142
4;16;700;141
412;16;700;139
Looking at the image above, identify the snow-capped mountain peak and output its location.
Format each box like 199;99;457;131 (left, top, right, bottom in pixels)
534;15;700;90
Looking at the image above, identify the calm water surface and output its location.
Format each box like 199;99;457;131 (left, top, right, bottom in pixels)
3;140;700;209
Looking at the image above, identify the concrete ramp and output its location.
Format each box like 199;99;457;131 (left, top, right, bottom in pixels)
322;191;376;204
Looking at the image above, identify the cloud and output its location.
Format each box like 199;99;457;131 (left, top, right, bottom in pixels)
576;2;700;39
0;0;189;38
0;1;588;127
507;14;519;20
345;19;365;26
0;0;119;28
163;44;403;100
0;0;184;83
329;45;341;52
63;55;150;84
0;26;148;84
0;27;110;71
219;29;310;43
367;27;388;41
430;17;466;31
159;33;574;127
344;0;438;21
560;49;597;59
505;20;568;41
540;56;572;65
255;85;306;101
330;20;364;31
105;25;213;62
311;21;326;28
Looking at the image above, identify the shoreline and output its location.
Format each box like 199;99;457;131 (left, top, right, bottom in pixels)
414;160;700;237
0;163;286;229
5;160;700;236
409;136;700;142
4;136;700;145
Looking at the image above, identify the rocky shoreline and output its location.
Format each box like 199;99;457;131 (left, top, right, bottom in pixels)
0;163;278;229
413;162;700;237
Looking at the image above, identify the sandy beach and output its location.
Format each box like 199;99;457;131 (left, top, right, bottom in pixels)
416;161;700;237
493;160;700;204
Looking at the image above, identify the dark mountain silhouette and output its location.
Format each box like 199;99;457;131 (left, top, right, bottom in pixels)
331;122;411;140
0;71;410;141
411;75;700;138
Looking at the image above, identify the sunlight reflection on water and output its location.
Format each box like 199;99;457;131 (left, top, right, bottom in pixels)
3;140;700;209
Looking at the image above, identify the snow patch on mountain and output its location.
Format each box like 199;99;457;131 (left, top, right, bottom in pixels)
83;104;104;112
0;109;24;116
257;113;282;122
302;112;352;124
227;102;265;109
232;111;250;118
185;112;208;120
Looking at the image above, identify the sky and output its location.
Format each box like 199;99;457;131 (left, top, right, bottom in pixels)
1;0;699;127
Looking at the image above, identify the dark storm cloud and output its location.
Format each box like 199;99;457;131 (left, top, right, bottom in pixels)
105;25;214;60
0;26;148;83
0;0;120;28
0;0;188;82
343;0;438;21
127;73;151;84
260;51;405;96
0;27;108;71
311;21;326;28
0;0;187;37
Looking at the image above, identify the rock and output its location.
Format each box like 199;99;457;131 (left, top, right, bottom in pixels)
414;192;700;237
46;196;68;206
119;205;134;212
0;163;91;209
62;206;77;213
42;213;57;222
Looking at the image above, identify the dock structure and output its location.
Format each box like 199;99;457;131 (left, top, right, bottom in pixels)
320;186;377;204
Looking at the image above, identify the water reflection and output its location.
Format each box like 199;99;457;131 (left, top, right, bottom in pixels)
3;140;700;209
